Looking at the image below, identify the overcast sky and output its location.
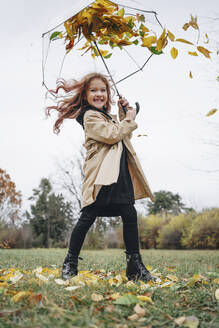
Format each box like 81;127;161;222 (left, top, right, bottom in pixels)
1;0;219;213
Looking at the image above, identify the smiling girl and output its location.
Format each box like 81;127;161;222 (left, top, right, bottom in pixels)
46;72;155;282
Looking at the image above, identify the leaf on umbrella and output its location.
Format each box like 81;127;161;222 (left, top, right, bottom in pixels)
104;53;112;59
149;47;163;55
171;47;178;59
113;294;139;305
206;109;217;117
197;46;211;58
188;51;198;56
189;71;193;79
156;28;168;51
175;38;194;45
141;36;157;48
136;14;145;23
91;293;104;302
50;31;63;41
140;23;149;33
167;30;175;41
117;8;125;17
133;39;139;45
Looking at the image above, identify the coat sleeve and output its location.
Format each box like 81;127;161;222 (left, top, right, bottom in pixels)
118;103;134;139
84;111;138;145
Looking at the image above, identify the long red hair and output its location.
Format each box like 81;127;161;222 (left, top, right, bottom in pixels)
46;73;113;134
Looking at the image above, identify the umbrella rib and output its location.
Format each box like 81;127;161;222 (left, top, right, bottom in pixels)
115;53;154;85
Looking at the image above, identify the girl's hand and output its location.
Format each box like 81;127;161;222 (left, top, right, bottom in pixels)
118;95;136;120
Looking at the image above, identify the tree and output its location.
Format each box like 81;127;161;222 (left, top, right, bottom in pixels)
28;178;74;248
0;168;22;225
147;190;187;216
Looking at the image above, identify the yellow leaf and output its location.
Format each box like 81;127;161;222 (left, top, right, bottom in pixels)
189;71;193;79
109;292;121;300
141;36;156;47
175;38;194;45
204;33;209;44
185;315;199;328
134;304;145;317
190;15;199;30
117;8;125;17
137;295;153;303
188;51;198;56
12;291;32;303
54;279;69;286
197;46;211;58
183;23;190;31
91;293;104;302
141;24;149;33
156;28;167;51
65;286;81;291
174;316;186;325
146;265;152;271
171;47;178;59
166;275;179;282
213;278;219;284
215;288;219;300
206;109;217;117
167;30;175;41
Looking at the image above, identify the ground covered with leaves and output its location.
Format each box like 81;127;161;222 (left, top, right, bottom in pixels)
0;249;218;327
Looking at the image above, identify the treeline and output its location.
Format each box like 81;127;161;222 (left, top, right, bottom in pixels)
1;166;219;250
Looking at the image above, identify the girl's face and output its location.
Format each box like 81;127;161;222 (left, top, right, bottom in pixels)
86;78;108;110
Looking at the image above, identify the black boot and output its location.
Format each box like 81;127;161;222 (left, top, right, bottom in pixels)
61;253;83;280
126;252;156;282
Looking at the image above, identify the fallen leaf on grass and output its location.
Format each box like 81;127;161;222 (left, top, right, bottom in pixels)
128;313;139;321
12;291;32;302
35;273;49;282
9;273;23;284
54;278;69;286
91;293;104;302
174;315;199;328
65;286;81;291
215;288;219;300
114;294;139;305
213;278;219;284
134;304;146;317
137;295;153;303
105;304;115;312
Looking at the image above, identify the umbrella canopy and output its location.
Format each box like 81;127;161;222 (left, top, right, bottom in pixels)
42;0;164;97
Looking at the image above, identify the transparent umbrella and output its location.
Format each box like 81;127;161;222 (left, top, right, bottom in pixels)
42;0;164;112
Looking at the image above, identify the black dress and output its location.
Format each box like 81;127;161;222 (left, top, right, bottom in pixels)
77;106;135;218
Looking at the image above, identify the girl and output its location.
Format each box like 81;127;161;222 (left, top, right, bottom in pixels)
47;72;155;282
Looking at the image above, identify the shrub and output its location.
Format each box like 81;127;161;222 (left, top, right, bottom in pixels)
138;214;165;249
157;212;195;249
183;208;219;249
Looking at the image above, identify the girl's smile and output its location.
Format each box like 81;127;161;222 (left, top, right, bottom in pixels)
86;78;108;110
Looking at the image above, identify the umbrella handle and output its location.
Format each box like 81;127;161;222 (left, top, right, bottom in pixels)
121;102;140;115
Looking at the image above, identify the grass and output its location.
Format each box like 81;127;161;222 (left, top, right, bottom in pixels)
0;249;219;327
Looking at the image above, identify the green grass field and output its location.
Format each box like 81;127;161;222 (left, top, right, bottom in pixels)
0;249;218;327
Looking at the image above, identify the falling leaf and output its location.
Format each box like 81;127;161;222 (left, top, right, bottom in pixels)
12;291;32;303
167;30;175;41
206;109;217;117
215;288;219;300
137;134;148;137
176;38;194;45
156;28;167;51
91;293;104;302
134;304;146;317
188;51;198;56
197;46;211;58
189;71;193;79
171;47;178;59
204;33;209;44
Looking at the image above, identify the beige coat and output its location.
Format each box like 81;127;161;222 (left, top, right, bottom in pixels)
82;106;154;208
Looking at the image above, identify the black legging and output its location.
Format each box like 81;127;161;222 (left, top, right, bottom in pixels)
68;204;139;257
